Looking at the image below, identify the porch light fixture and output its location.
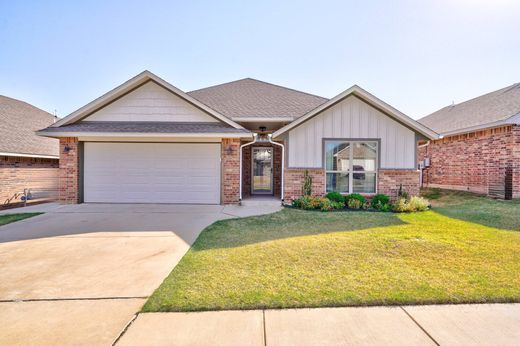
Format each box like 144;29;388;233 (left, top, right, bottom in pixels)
63;145;71;153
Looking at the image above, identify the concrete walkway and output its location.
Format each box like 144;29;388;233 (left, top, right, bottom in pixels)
0;202;281;346
117;304;520;346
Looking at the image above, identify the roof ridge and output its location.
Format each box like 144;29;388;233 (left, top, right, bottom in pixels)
187;78;252;94
433;82;520;114
188;77;329;100
0;95;54;118
243;77;329;100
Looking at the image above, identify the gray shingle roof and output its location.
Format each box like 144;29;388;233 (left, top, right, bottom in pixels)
0;95;59;157
419;83;520;134
188;78;328;119
38;121;250;134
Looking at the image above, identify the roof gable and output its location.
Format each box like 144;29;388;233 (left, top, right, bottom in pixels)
82;81;218;123
52;71;244;129
419;83;520;135
187;78;328;120
273;85;438;140
0;95;58;157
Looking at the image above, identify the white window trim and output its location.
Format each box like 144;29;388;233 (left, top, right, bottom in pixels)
324;140;378;194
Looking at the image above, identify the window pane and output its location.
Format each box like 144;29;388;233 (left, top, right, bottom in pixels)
326;173;349;193
352;142;377;171
325;141;350;171
352;173;376;193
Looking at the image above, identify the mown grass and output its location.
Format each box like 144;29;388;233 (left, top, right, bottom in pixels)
0;213;42;226
143;191;520;312
423;188;520;231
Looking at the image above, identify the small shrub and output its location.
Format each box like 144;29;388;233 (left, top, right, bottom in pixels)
291;198;302;208
392;197;408;213
325;192;345;204
298;196;320;210
371;194;391;211
330;201;344;210
302;170;312;197
377;203;393;212
318;198;334;211
408;196;430;212
345;193;366;209
292;196;344;212
392;196;430;213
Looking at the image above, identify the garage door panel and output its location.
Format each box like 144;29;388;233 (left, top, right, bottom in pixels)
84;143;221;204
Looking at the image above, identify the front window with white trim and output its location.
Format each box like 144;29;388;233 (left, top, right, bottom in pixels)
325;140;378;194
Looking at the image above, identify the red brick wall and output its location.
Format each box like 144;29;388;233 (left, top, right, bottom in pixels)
0;155;58;206
241;142;282;198
512;126;520;199
283;169;326;202
59;137;80;204
222;138;240;204
419;125;519;199
283;169;419;202
378;170;420;199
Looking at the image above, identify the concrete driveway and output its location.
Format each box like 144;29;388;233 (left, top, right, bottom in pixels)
0;202;280;346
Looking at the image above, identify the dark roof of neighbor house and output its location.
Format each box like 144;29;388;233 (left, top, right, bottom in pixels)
38;121;250;134
187;78;328;120
419;82;520;134
0;95;59;157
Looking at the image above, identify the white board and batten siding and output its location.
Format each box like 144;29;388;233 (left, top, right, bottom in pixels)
83;81;218;123
288;96;416;169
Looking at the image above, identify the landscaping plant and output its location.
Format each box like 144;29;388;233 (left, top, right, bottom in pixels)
371;194;391;211
345;193;366;209
302;170;312;196
392;196;430;212
325;192;345;205
292;196;343;211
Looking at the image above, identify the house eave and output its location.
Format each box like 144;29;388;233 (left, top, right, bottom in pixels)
0;151;59;159
36;131;253;139
438;117;520;137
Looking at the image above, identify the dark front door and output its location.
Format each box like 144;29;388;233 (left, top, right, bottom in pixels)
252;147;273;194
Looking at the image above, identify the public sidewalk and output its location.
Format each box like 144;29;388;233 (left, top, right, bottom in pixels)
116;303;520;345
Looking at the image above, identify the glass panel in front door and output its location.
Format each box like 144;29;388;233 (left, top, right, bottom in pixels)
252;148;273;194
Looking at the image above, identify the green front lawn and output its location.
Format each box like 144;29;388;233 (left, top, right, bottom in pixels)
143;191;520;312
0;213;42;226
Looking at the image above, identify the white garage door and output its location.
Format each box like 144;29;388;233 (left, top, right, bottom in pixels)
84;142;221;204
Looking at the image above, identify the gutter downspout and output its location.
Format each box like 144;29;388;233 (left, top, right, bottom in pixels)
418;140;431;188
268;134;285;204
239;133;258;203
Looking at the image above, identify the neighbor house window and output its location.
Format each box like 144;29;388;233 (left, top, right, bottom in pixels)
325;140;378;194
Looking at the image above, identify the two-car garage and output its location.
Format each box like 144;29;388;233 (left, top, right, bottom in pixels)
83;142;221;204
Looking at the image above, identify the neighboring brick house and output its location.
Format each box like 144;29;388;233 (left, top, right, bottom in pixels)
419;83;520;199
0;95;59;207
37;71;437;205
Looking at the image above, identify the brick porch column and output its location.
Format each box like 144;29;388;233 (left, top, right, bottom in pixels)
222;138;240;204
59;137;80;204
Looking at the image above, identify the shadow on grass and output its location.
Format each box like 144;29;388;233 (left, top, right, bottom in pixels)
191;208;407;250
423;189;520;232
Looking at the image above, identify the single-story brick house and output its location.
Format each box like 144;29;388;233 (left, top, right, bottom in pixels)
37;71;437;204
419;83;520;199
0;95;59;207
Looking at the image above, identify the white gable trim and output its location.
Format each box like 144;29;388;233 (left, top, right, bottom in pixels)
0;151;59;159
52;71;245;129
273;85;439;140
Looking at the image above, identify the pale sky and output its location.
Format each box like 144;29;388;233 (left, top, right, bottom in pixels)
1;0;519;119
